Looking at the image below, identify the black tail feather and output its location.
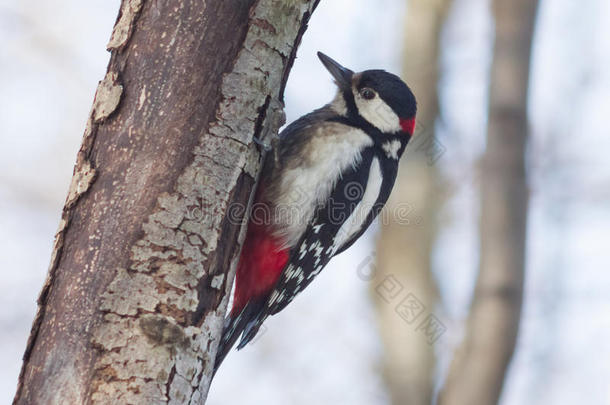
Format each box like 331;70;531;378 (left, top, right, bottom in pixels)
213;299;265;375
236;315;266;350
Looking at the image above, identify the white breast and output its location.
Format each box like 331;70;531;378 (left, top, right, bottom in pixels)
332;157;383;252
273;125;373;248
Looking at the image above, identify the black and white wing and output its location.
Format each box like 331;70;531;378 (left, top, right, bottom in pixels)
334;156;399;255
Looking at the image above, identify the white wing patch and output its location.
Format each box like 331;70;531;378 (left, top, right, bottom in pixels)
333;157;383;252
298;243;308;259
382;139;401;159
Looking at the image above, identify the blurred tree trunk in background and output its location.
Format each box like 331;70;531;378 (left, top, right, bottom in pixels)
12;1;319;404
439;0;538;404
372;0;451;404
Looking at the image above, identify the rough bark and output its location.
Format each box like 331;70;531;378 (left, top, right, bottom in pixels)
13;1;320;404
438;1;538;404
373;1;450;404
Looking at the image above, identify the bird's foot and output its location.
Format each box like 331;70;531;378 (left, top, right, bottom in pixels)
252;135;273;152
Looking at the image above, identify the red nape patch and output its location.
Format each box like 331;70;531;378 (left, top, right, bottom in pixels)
231;222;289;315
400;117;416;135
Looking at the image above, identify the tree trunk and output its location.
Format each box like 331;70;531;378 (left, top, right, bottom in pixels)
439;1;538;404
13;1;320;404
373;1;451;404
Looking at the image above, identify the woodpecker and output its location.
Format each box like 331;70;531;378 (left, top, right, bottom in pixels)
214;52;417;372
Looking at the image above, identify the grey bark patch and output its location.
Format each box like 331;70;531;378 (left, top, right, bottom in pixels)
210;274;224;290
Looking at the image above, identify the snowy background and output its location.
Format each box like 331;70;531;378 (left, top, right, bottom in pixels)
1;0;609;404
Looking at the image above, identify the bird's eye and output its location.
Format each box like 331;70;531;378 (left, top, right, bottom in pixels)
360;88;376;100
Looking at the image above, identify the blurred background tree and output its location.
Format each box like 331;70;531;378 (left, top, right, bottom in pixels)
439;0;538;404
373;0;451;403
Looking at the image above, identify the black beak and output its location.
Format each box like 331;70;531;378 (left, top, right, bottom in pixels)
317;52;353;90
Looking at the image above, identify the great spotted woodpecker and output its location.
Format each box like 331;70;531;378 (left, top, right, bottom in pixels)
214;52;417;372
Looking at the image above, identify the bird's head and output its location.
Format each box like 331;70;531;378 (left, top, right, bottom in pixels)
318;51;417;136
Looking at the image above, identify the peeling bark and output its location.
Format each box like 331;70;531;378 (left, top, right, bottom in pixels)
13;1;320;404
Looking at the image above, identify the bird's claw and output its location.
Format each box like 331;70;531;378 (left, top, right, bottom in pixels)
252;135;273;152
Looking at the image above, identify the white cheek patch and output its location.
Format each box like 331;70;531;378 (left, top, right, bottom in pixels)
354;89;401;133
